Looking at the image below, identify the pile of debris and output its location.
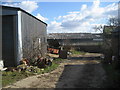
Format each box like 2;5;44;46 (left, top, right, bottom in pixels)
1;56;53;74
48;48;59;54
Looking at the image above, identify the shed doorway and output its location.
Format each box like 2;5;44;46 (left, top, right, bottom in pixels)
2;15;16;67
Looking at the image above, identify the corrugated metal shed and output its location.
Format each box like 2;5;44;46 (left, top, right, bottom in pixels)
1;5;47;67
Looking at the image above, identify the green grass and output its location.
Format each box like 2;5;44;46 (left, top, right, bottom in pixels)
102;63;120;88
40;58;64;74
2;58;64;87
71;50;85;55
41;63;59;73
2;71;33;87
53;58;64;63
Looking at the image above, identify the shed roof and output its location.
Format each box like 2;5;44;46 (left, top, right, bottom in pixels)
47;33;102;39
1;5;47;26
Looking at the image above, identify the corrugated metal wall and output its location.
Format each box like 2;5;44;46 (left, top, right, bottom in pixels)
21;11;47;59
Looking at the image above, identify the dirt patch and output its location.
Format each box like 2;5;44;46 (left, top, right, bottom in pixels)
47;53;59;58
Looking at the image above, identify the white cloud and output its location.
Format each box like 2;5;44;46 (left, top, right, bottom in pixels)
19;1;38;13
47;21;64;33
81;4;87;11
68;11;80;14
5;0;13;2
2;1;48;23
36;13;48;22
2;1;39;13
2;0;118;33
48;0;118;33
92;0;100;8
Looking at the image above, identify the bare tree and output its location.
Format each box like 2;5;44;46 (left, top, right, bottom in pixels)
108;17;119;26
93;17;118;32
22;36;43;65
93;25;103;33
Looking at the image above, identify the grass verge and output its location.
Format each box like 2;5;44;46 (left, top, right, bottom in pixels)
2;58;64;87
71;50;85;55
2;71;33;87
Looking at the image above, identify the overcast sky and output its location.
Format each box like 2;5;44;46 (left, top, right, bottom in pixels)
1;0;119;33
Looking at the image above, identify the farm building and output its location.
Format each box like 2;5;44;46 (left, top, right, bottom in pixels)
47;33;103;53
102;25;120;64
0;6;47;67
112;26;120;63
102;26;118;63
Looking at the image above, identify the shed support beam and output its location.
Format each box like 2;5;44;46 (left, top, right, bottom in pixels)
17;11;23;64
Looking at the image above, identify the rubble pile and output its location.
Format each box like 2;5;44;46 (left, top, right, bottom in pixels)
1;56;53;74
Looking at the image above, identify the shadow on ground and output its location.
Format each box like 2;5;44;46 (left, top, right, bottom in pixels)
69;56;101;60
55;56;106;88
